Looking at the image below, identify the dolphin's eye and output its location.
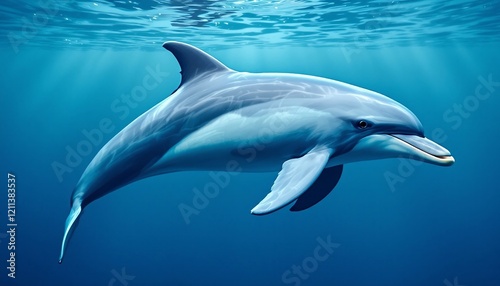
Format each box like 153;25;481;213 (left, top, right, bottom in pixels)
357;120;368;129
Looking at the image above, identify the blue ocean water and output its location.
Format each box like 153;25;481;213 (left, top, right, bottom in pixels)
1;1;500;285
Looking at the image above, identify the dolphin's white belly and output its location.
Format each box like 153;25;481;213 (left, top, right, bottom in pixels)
148;105;335;173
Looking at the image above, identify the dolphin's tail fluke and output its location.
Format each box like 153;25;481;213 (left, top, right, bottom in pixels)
59;200;82;264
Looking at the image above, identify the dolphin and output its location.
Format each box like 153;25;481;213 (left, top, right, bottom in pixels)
59;42;454;263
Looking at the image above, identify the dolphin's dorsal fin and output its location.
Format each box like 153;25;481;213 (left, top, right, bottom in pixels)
163;42;232;85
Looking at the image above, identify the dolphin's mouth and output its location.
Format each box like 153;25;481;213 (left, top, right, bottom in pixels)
390;134;455;166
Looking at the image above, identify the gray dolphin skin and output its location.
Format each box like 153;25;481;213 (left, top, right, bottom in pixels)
59;42;454;263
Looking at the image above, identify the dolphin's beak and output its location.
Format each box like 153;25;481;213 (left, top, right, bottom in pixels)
327;133;455;167
389;134;455;166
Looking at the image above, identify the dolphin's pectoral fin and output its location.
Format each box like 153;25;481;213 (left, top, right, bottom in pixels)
250;147;333;215
163;41;232;86
290;165;343;212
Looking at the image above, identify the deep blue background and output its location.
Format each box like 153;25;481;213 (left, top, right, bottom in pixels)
1;43;500;286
